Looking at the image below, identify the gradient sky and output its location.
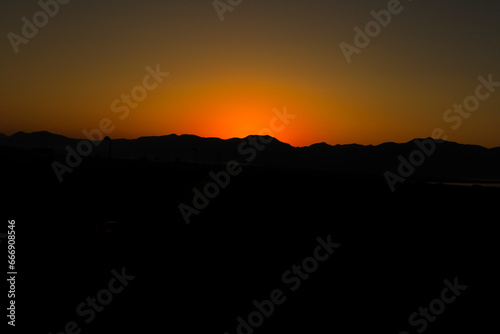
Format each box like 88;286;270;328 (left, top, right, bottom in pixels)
1;0;499;147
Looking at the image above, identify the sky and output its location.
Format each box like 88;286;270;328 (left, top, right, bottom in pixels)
1;0;499;147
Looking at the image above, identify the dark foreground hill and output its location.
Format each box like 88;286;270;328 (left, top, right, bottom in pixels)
1;131;499;181
1;131;499;333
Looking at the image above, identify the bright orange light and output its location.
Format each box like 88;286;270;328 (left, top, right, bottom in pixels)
207;106;271;138
133;78;352;147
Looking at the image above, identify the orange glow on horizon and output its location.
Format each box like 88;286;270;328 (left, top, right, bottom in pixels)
1;2;500;149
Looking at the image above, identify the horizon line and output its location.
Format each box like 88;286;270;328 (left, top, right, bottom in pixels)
2;130;499;149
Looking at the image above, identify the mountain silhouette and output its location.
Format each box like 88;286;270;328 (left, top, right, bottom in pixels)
2;130;498;334
1;131;499;181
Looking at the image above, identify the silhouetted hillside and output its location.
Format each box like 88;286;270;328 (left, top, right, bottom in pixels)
0;131;76;155
1;131;499;181
1;131;498;334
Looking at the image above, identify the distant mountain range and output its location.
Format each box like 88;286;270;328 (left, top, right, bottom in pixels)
1;131;499;180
